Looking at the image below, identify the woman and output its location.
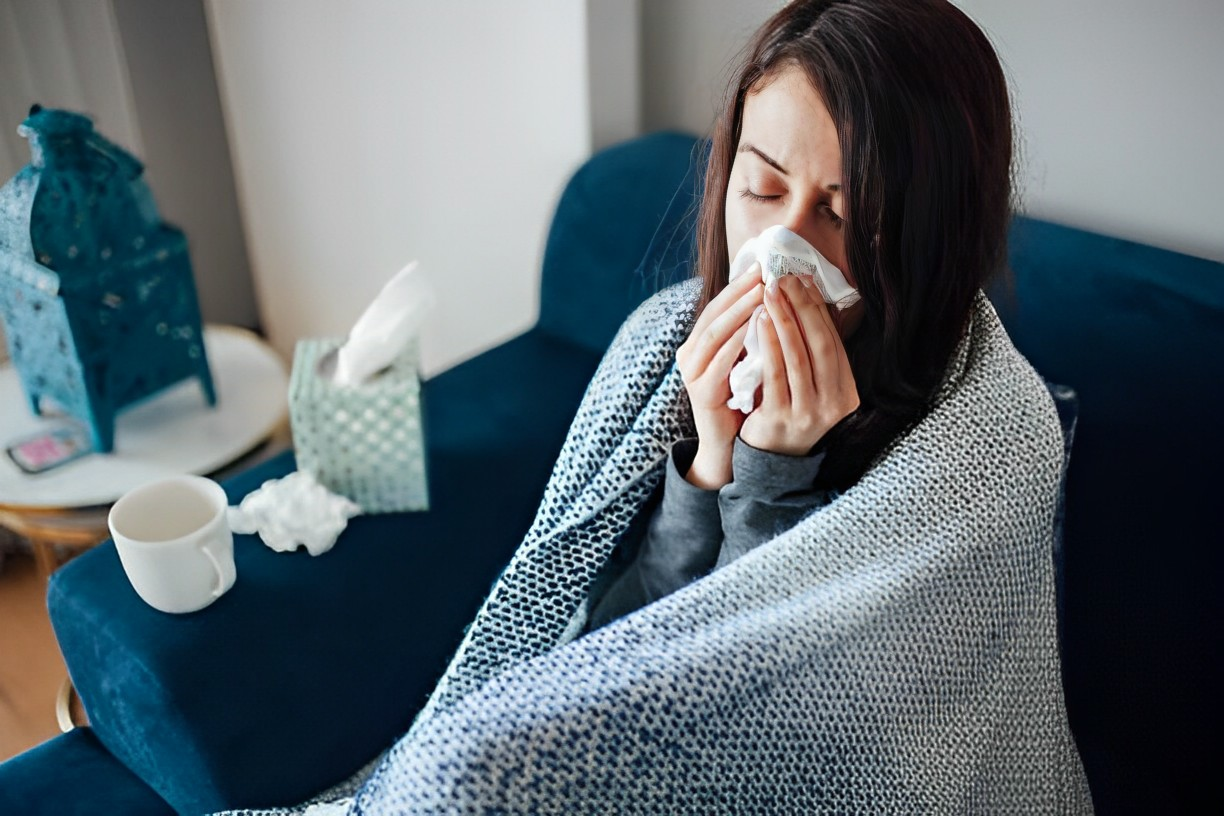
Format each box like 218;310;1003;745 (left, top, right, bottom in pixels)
582;0;1027;633
222;2;1092;813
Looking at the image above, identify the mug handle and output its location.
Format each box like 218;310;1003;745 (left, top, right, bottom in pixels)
200;545;227;599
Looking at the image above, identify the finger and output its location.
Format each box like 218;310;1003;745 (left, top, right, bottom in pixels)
766;284;816;410
699;322;752;403
686;280;764;374
755;305;790;411
690;261;761;339
789;278;847;388
816;298;854;386
777;276;818;356
711;321;752;376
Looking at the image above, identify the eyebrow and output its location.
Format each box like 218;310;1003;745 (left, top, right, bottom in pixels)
738;142;840;191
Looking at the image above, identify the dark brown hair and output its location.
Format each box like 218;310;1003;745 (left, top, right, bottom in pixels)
697;0;1014;488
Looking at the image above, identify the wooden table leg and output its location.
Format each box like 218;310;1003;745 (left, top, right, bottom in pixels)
0;514;105;735
0;507;110;581
30;537;61;581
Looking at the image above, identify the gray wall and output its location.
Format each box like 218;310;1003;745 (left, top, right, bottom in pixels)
1;0;146;363
4;1;1219;371
642;0;782;138
0;0;256;365
111;0;257;331
639;0;1224;263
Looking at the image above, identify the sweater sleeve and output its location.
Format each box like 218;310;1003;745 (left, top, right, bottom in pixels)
715;435;832;569
585;438;722;631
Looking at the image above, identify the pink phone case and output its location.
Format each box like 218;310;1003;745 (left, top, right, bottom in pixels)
6;425;94;475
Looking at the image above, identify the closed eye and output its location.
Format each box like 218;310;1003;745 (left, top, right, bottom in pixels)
738;188;780;203
740;187;845;228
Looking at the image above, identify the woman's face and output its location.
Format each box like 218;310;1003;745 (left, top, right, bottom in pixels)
725;65;863;335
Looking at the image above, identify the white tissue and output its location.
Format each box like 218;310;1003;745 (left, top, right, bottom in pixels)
727;317;767;414
333;260;436;387
729;224;859;306
726;225;860;414
227;470;362;556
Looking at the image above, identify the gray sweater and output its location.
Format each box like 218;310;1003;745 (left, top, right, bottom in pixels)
585;436;834;632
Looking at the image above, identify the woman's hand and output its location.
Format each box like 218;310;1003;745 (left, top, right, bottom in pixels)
739;274;860;456
676;265;764;488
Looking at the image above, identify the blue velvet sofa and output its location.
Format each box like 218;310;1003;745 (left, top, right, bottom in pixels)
1;132;1219;815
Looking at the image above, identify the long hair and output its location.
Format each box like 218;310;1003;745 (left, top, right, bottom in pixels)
696;0;1015;488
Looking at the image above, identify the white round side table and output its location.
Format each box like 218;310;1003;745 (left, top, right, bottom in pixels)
0;324;289;578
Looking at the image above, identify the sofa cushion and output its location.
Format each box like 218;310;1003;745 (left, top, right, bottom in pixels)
47;328;601;814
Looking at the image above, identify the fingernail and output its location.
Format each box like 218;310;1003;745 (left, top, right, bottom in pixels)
765;277;779;295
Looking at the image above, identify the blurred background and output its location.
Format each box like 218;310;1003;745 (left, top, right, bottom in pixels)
1;0;1221;377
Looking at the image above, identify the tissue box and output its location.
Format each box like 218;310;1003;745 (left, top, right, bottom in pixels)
288;337;428;513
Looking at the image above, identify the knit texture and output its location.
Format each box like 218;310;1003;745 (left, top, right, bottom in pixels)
217;279;1092;815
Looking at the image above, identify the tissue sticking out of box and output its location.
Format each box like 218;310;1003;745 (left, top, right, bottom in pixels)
331;260;436;387
227;470;362;556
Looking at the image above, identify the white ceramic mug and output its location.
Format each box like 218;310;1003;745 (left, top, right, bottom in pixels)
108;475;237;614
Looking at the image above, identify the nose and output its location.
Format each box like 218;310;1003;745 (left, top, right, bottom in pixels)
774;194;854;288
779;199;830;257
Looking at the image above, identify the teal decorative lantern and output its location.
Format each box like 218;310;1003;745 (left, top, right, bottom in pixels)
0;106;216;453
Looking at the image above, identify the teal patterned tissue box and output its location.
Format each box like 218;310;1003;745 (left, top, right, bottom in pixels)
288;337;428;513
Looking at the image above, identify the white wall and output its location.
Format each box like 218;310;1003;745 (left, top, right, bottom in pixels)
205;0;598;377
640;0;1224;263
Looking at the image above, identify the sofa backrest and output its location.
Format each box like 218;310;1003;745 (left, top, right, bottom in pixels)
537;132;702;355
989;216;1223;814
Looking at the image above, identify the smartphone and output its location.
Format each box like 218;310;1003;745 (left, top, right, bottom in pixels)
6;424;95;475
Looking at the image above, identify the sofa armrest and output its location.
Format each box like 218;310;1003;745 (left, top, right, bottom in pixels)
0;727;173;816
47;328;601;814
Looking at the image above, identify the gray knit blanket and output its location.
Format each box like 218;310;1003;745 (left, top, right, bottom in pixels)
220;279;1092;814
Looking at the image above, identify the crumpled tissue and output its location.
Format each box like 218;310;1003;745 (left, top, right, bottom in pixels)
727;225;861;413
227;470;362;556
